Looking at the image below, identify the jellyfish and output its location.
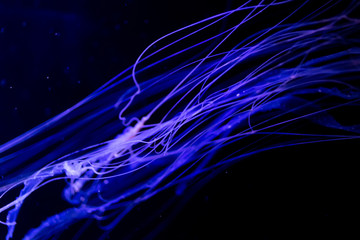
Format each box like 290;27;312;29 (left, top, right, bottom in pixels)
0;0;359;239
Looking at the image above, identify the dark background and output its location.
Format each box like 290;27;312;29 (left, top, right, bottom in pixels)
0;0;357;239
0;0;230;143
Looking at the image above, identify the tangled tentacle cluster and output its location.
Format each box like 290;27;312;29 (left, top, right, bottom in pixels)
0;1;359;239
